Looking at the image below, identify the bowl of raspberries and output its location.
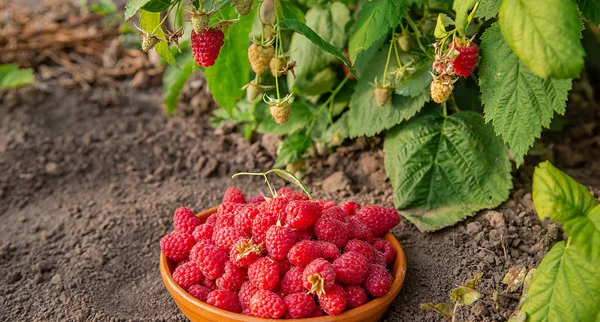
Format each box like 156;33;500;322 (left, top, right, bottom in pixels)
159;185;406;321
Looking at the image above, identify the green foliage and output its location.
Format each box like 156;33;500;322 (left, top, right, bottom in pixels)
163;48;196;114
348;0;407;61
384;109;512;231
141;0;171;12
578;0;600;24
520;162;600;322
139;10;176;66
499;0;585;79
274;132;312;168
475;0;501;20
452;0;476;36
479;25;572;166
124;0;151;20
0;64;34;89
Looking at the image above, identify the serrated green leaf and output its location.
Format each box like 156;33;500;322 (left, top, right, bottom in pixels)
348;0;407;61
451;286;481;306
453;0;476;36
274;133;312;168
532;161;597;223
257;102;313;135
499;0;585;79
347;46;429;138
384;109;512;231
142;0;170;12
281;5;354;86
563;206;600;265
419;302;453;317
267;169;314;200
434;13;454;38
394;61;433;98
280;1;306;23
0;64;34;89
204;7;255;115
479;25;571;165
163;49;196;114
578;0;600;24
521;240;600;322
353;33;387;78
139;10;176;66
124;0;151;20
475;0;501;20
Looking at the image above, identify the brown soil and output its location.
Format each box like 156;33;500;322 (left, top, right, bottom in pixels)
2;2;600;322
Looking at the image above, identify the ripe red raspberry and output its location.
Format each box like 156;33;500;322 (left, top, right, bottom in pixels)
317;199;337;210
355;205;400;237
212;226;246;252
191;240;229;280
287;240;322;267
340;200;361;217
345;239;377;263
362;264;393;297
257;197;289;223
173;207;201;234
333;252;369;285
160;232;196;262
278;260;293;277
252;211;279;244
284;293;316;318
373;249;387;266
222;186;246;204
321;206;349;223
449;40;479;77
206;290;242;313
188;284;211;301
286;200;322;230
303;258;336;297
280;266;304;296
250;290;286;318
234;206;259;235
265;225;296;261
205;213;217;226
216;261;247;291
218;202;245;217
202;277;217;290
345;285;368;309
315;241;341;260
192;223;214;241
248;195;266;204
348;217;375;242
239;281;258;310
173;261;204;290
373;238;396;265
295;229;312;240
319;283;347;316
248;43;275;75
242;308;253;316
278;187;309;201
230;238;263;267
191;28;224;67
214;213;236;231
312;306;324;317
315;217;349;248
248;257;280;290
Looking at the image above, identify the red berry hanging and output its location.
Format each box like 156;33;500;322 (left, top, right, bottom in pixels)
191;28;225;67
449;40;479;77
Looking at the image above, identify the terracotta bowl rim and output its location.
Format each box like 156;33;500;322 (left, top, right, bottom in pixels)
159;206;407;321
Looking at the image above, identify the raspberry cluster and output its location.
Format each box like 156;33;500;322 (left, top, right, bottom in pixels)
160;186;400;318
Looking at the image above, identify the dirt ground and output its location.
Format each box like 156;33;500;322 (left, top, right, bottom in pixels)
2;2;600;321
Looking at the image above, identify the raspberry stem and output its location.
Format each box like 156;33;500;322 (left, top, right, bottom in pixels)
405;15;432;59
381;35;394;87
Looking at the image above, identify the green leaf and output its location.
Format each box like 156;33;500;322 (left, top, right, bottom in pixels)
394;61;433;98
142;0;170;12
453;0;476;36
257;102;313;135
577;0;600;24
280;16;354;81
274;133;312;168
419;303;453;318
384;109;512;231
204;7;255;115
564;206;600;264
347;46;429;138
124;0;150;20
521;241;600;322
0;64;34;89
479;25;572;165
267;169;314;200
280;1;306;23
499;0;585;79
450;286;481;306
434;13;454;38
465;272;483;289
353;33;387;78
163;49;197;114
532;161;597;223
475;0;501;20
139;10;176;66
348;0;407;61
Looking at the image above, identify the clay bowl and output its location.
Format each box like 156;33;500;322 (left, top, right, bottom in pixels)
160;206;407;322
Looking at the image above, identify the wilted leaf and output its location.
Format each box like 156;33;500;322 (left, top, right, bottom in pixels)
507;311;527;322
517;268;536;308
450;286;481;306
502;265;527;292
420;302;453;318
268;169;314;200
465;272;483;289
